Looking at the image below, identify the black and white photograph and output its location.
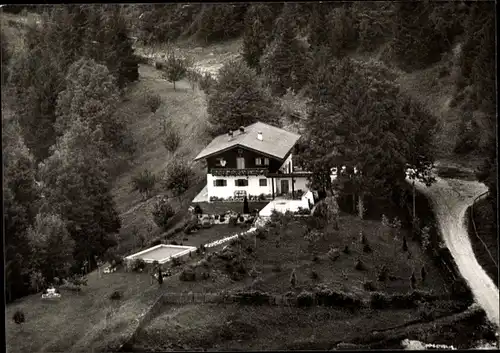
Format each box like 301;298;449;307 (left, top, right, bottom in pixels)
2;2;498;351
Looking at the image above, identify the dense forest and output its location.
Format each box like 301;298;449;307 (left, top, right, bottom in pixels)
1;2;496;303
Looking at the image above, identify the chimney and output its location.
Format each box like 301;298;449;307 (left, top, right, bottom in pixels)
239;126;245;134
228;130;233;141
257;131;263;141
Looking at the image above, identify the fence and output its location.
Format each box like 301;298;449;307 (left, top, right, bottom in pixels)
470;191;498;269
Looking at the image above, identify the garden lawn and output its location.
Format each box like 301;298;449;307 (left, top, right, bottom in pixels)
5;269;161;353
246;214;449;297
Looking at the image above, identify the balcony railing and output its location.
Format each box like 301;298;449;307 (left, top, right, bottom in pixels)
210;168;269;177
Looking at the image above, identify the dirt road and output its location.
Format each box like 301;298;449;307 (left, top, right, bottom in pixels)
412;176;499;332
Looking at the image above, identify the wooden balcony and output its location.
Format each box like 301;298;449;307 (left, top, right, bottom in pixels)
210;168;269;177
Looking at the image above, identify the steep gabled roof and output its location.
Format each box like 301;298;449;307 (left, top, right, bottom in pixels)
194;121;301;161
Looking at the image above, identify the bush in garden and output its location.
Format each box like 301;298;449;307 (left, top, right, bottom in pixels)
355;259;366;271
363;280;377;292
378;265;388;282
315;288;363;309
289;269;297;288
310;270;319;280
272;263;282;272
410;271;417;289
109;290;123;300
370;291;390;309
342;244;350;254
255;228;267;240
171;257;182;267
163;123;182;152
232;290;271;305
145;92;162;113
297;291;315;307
328;247;340;262
402;235;408;252
360;231;367;245
420;266;427;282
194;204;203;214
152;199;175;231
179;267;196;281
132;258;146;272
228;216;239;227
199;72;216;93
13;310;25;325
363;243;372;253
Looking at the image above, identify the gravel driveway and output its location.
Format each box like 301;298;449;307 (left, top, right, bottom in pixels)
412;176;499;333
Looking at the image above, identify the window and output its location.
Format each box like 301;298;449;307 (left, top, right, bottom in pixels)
235;179;248;187
259;179;267;187
255;157;269;166
213;179;227;187
236;157;245;169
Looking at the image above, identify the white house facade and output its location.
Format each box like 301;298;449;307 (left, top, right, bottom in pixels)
193;121;312;202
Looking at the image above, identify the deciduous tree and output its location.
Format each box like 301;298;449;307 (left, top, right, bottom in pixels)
152;198;176;231
162;52;190;90
131;169;157;200
55;58;124;153
163;159;193;200
27;213;75;284
39;118;121;272
3;119;39;302
207;59;279;135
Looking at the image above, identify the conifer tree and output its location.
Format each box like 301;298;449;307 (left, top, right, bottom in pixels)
260;4;310;95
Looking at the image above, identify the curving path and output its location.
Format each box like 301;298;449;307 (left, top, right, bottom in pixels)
412;176;499;332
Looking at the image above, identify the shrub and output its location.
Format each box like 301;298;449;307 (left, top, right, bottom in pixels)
12;310;25;325
132;258;146;272
328;247;340;262
194;204;203;214
363;243;372;253
421;266;427;282
310;270;319;280
363;281;377;292
315;288;363;309
290;269;297;288
402;235;408;252
238;215;244;222
312;254;319;262
110;290;123;300
378;265;388;282
152;199;175;231
370;292;390;309
145;93;162;113
360;231;367;245
199;72;216;93
355;259;366;271
228;216;238;227
219;215;226;223
131;169;157;200
297;291;315;307
410;271;417;289
272;263;282;272
171;257;182;267
163;127;181;153
255;228;267;240
179;267;196;281
232;290;271;305
342;245;350;254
